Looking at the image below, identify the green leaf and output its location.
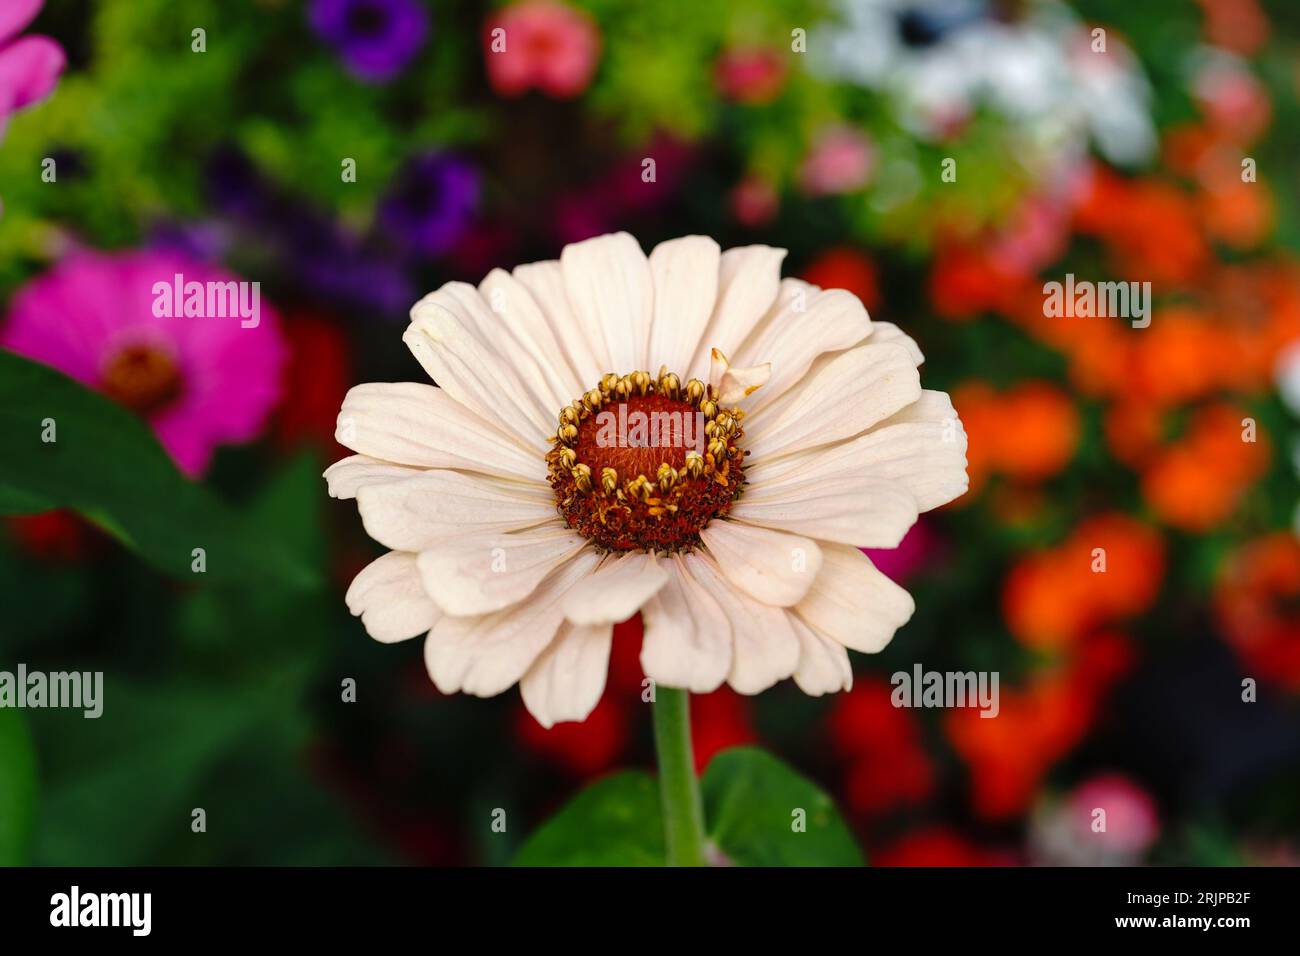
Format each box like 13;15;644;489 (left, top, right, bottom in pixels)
0;349;317;589
512;771;665;866
0;708;37;865
30;676;296;865
702;747;864;866
0;486;52;515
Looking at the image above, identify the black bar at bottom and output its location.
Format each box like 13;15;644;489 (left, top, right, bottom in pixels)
0;865;1293;941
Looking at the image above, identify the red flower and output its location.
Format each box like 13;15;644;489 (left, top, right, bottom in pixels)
801;247;881;313
874;827;1009;867
691;688;757;774
272;311;351;456
1214;533;1300;690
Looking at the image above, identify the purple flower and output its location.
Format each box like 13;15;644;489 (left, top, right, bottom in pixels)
378;152;479;258
309;0;430;83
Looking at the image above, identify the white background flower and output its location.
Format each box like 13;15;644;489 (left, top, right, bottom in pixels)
327;232;967;727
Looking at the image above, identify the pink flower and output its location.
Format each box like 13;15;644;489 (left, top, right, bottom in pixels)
1030;772;1161;865
484;1;600;99
0;0;65;134
715;47;786;105
799;126;875;196
730;174;779;228
2;249;287;476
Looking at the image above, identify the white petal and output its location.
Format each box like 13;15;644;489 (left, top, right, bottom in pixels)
513;259;609;387
647;236;721;374
731;474;919;548
561;232;653;373
795;544;915;653
405;287;553;449
737;288;873;410
745;343;920;460
324;455;426;499
688;245;787;378
709;348;771;404
519;622;613;728
357;470;556;552
683;553;800;694
699;520;822;607
416;521;588;616
424;549;602;698
562;550;668;625
790;614;853;696
867;320;924;365
747;390;969;513
479;268;586;412
640;554;732;693
336;382;545;483
345;552;441;644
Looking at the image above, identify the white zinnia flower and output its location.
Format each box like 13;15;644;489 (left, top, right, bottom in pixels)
326;232;968;727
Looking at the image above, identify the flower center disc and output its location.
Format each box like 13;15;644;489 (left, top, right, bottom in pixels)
547;369;746;552
101;344;183;416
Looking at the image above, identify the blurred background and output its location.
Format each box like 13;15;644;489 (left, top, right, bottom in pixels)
2;0;1300;866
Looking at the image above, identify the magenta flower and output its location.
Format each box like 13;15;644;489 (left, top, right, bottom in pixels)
2;250;287;476
484;1;600;99
0;0;65;134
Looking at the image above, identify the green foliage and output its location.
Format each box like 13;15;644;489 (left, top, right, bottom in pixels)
701;746;864;866
512;771;666;866
513;746;861;866
0;709;37;865
0;350;317;589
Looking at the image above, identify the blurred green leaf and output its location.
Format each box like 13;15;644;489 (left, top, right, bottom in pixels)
0;350;317;590
31;676;297;865
0;486;51;515
702;747;863;866
0;709;37;866
512;771;664;866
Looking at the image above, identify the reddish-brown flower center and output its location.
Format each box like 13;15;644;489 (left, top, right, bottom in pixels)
547;369;747;552
101;344;183;417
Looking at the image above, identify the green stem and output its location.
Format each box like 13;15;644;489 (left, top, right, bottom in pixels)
652;685;708;867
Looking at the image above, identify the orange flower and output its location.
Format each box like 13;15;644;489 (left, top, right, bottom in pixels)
1200;175;1273;250
1105;399;1165;468
1142;402;1269;531
1075;171;1208;287
1127;307;1226;408
1003;514;1164;650
1214;534;1300;690
945;674;1092;820
953;381;1080;496
945;633;1136;821
997;383;1081;480
950;382;1001;495
1110;180;1209;287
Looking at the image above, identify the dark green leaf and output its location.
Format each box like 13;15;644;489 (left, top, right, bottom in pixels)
512;771;665;866
702;747;864;866
0;708;37;865
0;350;317;589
